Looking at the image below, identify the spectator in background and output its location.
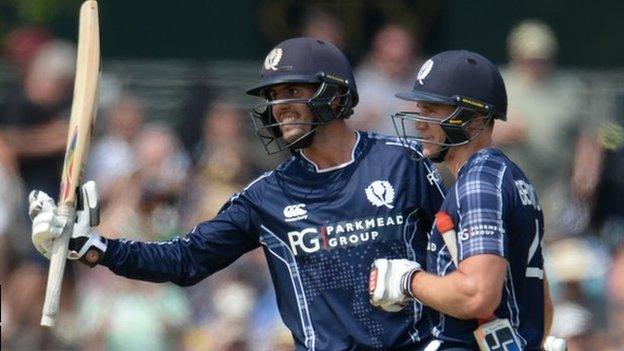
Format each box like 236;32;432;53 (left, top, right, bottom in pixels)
607;246;624;349
0;39;75;200
546;237;617;350
86;95;145;202
350;24;423;134
183;103;260;225
179;103;278;350
589;103;624;252
74;275;191;351
178;81;214;163
494;20;598;237
0;136;27;346
0;136;23;279
300;7;345;50
96;122;191;240
75;123;192;350
550;302;596;351
0;39;76;350
2;26;52;79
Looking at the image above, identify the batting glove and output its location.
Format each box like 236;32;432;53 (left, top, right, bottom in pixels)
543;336;567;351
29;191;67;257
369;258;421;312
29;181;107;267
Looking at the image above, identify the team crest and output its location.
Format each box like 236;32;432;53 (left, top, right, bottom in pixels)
365;180;395;209
264;48;283;71
417;59;434;85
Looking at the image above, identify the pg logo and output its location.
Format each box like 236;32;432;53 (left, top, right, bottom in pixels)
288;228;320;255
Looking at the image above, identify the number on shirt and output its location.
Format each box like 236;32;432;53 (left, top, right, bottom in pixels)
525;219;543;279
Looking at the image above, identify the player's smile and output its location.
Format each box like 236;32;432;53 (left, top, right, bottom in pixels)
277;111;301;123
275;105;313;143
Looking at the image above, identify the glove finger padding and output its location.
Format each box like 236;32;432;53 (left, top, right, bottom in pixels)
28;190;56;220
31;208;67;258
32;211;67;238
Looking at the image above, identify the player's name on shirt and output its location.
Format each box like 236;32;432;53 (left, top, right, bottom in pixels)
514;179;541;210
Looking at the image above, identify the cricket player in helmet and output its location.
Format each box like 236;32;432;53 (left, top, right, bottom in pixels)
28;37;446;350
391;50;507;163
370;50;566;351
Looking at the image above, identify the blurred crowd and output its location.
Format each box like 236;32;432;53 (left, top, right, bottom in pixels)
1;14;623;351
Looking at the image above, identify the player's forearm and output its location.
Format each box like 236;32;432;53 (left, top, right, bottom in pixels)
100;236;214;287
410;270;498;320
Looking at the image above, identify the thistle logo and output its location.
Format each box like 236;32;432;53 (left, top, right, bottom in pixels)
264;48;283;71
365;180;395;209
283;204;307;222
417;59;434;85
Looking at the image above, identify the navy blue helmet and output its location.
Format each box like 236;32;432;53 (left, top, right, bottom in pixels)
392;50;507;161
247;37;358;154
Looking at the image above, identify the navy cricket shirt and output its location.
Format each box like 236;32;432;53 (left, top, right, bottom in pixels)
426;148;545;350
101;132;445;350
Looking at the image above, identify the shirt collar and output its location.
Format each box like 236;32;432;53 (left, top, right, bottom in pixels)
296;131;364;173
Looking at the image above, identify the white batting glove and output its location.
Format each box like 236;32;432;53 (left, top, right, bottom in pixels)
28;181;106;266
29;191;67;258
543;336;567;351
369;258;422;312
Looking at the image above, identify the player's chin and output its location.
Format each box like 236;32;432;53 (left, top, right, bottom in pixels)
422;144;438;157
282;128;309;144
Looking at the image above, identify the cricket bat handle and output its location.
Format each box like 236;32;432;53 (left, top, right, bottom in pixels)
41;203;76;327
440;231;459;267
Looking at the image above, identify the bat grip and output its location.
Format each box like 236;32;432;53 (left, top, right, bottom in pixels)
41;203;76;327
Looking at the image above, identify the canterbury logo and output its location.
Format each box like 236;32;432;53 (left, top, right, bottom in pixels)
283;204;307;222
365;180;395;209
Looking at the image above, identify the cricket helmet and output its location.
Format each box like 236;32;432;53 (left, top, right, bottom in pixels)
247;37;358;154
392;50;507;161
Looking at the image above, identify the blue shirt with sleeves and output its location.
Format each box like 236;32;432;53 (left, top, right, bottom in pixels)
426;148;545;350
100;132;446;351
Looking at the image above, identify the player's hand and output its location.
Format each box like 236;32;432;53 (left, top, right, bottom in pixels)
29;190;67;257
543;336;567;351
28;181;107;267
369;258;421;312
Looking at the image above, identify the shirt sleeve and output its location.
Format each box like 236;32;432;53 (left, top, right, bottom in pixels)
100;193;260;286
456;164;508;261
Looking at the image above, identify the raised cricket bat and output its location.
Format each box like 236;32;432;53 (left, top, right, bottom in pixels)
41;0;100;327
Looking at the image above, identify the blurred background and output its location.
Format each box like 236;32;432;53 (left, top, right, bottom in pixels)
1;1;623;350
